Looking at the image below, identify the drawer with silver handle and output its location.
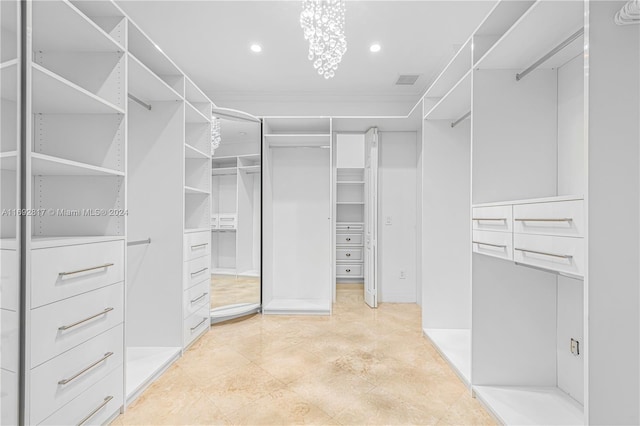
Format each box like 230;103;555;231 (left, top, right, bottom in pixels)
336;223;363;233
336;248;363;262
183;230;211;261
183;305;210;348
472;230;513;261
472;205;512;232
184;280;209;319
30;325;123;425
513;233;584;278
183;255;210;290
337;233;363;246
513;199;584;237
31;240;124;308
336;264;363;278
218;214;237;230
39;366;123;426
30;282;123;368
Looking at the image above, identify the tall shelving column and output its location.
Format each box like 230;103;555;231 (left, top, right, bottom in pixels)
211;155;238;275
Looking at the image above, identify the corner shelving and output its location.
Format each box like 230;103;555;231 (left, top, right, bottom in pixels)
423;70;471;120
185;143;209;159
185;101;211;124
424;39;471;99
128;53;182;102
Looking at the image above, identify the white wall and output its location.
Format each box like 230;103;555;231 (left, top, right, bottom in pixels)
378;131;417;303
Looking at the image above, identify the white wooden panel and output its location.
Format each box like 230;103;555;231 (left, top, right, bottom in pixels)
1;309;18;373
472;205;512;232
557;276;584;405
336;222;363;232
0;249;18;311
183;305;209;348
336;247;363;262
513;199;584;237
183;280;209;319
183;255;210;290
472;230;513;261
335;233;363;246
514;234;584;278
1;369;18;426
183;230;211;261
336;133;365;168
336;264;363;278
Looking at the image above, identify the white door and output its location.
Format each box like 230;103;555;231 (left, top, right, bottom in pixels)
364;128;378;308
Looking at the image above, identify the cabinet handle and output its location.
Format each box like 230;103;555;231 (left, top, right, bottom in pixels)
515;247;573;259
59;307;114;331
191;243;208;250
190;293;208;304
58;263;114;277
190;268;208;276
472;218;506;221
58;352;113;385
515;218;573;222
77;396;113;426
346;238;351;241
472;241;507;249
190;318;207;332
346;253;351;257
346;269;351;273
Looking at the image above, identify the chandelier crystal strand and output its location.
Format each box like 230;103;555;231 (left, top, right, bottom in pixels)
300;0;347;79
211;118;221;155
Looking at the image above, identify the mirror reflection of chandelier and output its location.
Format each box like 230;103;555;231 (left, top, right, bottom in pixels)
300;0;347;79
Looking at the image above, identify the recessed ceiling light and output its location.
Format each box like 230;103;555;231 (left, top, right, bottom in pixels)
370;43;381;53
250;44;262;53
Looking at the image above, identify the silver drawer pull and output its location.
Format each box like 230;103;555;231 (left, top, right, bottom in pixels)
77;396;113;426
58;352;114;385
472;241;507;249
190;293;208;304
346;253;351;257
346;269;351;273
472;218;506;221
515;218;573;222
191;243;208;250
190;318;207;332
346;238;351;241
515;247;573;259
59;263;114;277
190;268;207;276
59;308;114;331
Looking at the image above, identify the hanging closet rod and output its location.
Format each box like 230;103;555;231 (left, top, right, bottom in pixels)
127;238;151;246
128;94;152;111
516;27;584;81
451;111;471;128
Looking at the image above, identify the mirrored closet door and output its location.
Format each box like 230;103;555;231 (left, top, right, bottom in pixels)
210;109;261;322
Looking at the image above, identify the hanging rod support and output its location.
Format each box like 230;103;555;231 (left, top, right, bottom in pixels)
516;27;584;81
128;238;151;247
128;94;152;111
451;111;471;128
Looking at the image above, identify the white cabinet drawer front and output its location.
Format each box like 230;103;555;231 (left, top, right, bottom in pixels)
472;205;512;232
184;280;209;319
337;223;363;233
211;215;219;229
336;264;363;278
514;234;584;277
472;230;513;261
183;306;209;348
31;283;124;368
39;366;123;426
513;199;584;237
336;233;363;246
1;249;18;311
1;369;18;426
31;240;124;308
183;231;211;261
1;309;19;373
30;325;123;425
336;248;363;261
218;214;237;230
183;256;210;290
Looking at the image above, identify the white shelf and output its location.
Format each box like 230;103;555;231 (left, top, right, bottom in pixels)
424;70;471;121
475;0;584;71
126;346;181;403
185;77;211;105
211;167;237;176
1;60;17;102
424;39;472;99
128;53;182;103
185;101;210;124
127;21;183;85
264;134;331;148
32;0;123;52
185;143;210;159
238;165;261;174
30;235;125;250
211;268;237;276
0;151;17;170
263;299;331;315
424;328;471;385
32;64;124;114
474;386;584;426
211;228;236;232
31;153;124;176
184;227;211;234
472;194;584;209
263;117;331;134
184;186;209;195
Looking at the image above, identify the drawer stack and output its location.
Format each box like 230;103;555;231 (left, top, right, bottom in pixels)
183;231;211;348
472;197;584;278
29;239;125;425
336;222;364;280
211;213;237;230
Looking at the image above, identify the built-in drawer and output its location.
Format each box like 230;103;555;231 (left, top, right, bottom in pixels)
39;365;123;426
183;305;209;348
183;255;210;290
337;223;363;233
184;280;209;319
1;249;18;311
336;264;363;278
1;309;19;373
472;230;513;261
513;199;584;237
211;214;219;229
472;205;512;232
513;233;584;277
183;231;211;261
31;240;124;309
336;247;363;262
30;325;123;425
336;233;363;246
218;214;237;230
31;283;124;368
1;369;18;426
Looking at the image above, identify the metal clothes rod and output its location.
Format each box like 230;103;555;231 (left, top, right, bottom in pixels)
451;111;471;128
127;238;151;246
516;27;584;81
128;94;152;111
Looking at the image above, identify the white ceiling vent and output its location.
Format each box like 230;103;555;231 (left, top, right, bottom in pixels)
395;74;420;85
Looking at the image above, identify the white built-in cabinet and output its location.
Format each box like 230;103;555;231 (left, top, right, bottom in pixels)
421;1;640;424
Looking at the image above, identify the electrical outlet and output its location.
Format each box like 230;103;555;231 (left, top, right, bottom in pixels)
400;270;406;279
570;338;580;356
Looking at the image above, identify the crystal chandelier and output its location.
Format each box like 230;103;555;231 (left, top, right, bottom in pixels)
300;0;347;79
211;118;221;154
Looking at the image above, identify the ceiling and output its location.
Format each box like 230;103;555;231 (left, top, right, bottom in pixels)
118;1;495;113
